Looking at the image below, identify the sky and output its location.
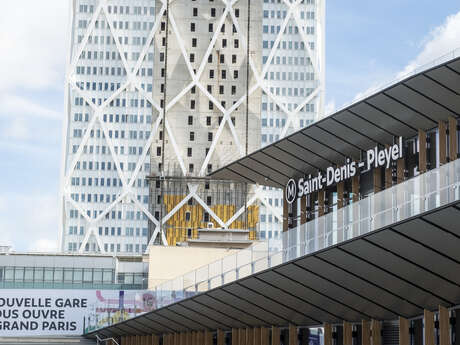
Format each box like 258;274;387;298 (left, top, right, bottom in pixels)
0;1;459;252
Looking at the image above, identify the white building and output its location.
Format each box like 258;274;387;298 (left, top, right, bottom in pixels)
259;0;325;242
60;0;324;254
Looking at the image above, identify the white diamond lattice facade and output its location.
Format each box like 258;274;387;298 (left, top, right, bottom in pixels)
60;0;324;254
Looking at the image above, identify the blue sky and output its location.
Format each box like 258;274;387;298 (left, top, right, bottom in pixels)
1;1;459;251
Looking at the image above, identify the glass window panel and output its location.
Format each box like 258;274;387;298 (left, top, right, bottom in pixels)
24;268;34;281
14;268;24;281
5;268;14;281
34;268;44;281
44;268;54;281
83;269;93;282
74;269;83;282
54;268;63;282
64;269;73;282
93;269;102;282
103;269;112;283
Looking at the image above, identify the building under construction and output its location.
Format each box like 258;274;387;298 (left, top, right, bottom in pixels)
148;0;262;245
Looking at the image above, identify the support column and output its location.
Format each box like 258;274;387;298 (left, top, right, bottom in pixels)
449;116;457;161
439;306;449;345
318;191;325;217
233;329;240;345
351;175;360;237
343;322;352;345
300;195;307;224
373;167;382;193
191;332;196;345
289;324;297;345
439;121;447;165
419;129;427;173
152;335;159;345
254;327;261;345
180;333;186;345
261;327;269;345
239;329;247;345
324;324;332;345
399;317;409;345
362;321;370;345
272;326;280;345
175;333;181;345
204;330;213;345
425;310;435;345
337;181;345;242
217;329;225;345
371;320;381;345
186;332;192;345
198;332;204;345
283;189;289;232
246;328;254;345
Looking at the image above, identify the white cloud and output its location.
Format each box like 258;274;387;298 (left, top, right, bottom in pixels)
0;94;61;120
2;117;30;141
352;11;460;103
397;11;460;78
0;1;69;92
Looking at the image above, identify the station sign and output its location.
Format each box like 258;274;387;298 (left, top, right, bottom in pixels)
285;137;403;204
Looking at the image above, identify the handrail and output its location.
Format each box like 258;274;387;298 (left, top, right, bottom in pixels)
96;334;120;345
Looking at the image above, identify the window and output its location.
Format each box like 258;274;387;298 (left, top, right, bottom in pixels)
231;85;236;95
219;85;224;94
211;8;216;17
234;70;238;79
207;85;212;93
209;70;214;78
156;147;161;156
222;39;227;47
188;116;193;125
232;54;236;63
209;23;213;32
187;147;192;157
220;54;225;63
222;70;226;79
190;132;195;141
192;38;197;47
206;196;212;205
206;116;211;126
209;101;213;110
191;100;195;109
235;9;239;17
192;8;197;16
208;132;213;141
190;53;195;62
190;23;195;32
234;39;239;48
185;212;191;221
189;164;194;173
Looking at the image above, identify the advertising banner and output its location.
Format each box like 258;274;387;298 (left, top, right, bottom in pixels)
0;289;156;336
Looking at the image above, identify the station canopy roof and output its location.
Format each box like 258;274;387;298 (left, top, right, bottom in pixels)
208;54;460;188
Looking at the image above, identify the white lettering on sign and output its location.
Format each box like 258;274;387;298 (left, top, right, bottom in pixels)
286;137;403;203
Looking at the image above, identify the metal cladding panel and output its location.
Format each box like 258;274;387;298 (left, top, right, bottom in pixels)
290;133;342;164
303;126;360;159
388;82;457;122
393;217;460;262
179;299;247;329
273;263;366;322
447;59;460;73
116;322;146;335
264;145;317;172
240;159;287;187
295;255;396;320
317;247;422;318
274;140;330;170
318;242;439;310
334;111;394;145
222;283;313;326
317;119;375;150
422;205;460;235
252;150;301;177
349;102;415;137
143;313;188;332
239;275;333;324
367;230;460;285
230;161;281;187
128;319;159;334
404;75;460;116
368;91;435;130
207;289;285;325
132;317;165;334
167;304;225;330
426;66;460;94
156;308;206;330
341;239;460;307
193;294;266;326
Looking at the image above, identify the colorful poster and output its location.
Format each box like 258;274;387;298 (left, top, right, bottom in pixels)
0;289;156;336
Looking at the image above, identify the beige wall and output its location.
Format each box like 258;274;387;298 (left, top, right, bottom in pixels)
147;246;239;289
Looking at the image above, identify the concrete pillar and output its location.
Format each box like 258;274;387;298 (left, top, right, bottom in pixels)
343;322;352;345
300;195;307;224
217;329;225;345
254;327;261;345
289;324;297;345
361;321;370;345
399;317;409;345
439;306;449;345
371;320;381;345
261;327;270;345
449;116;457;161
272;327;280;345
324;324;333;345
425;310;435;345
419;129;427;173
246;328;254;345
439;121;447;165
